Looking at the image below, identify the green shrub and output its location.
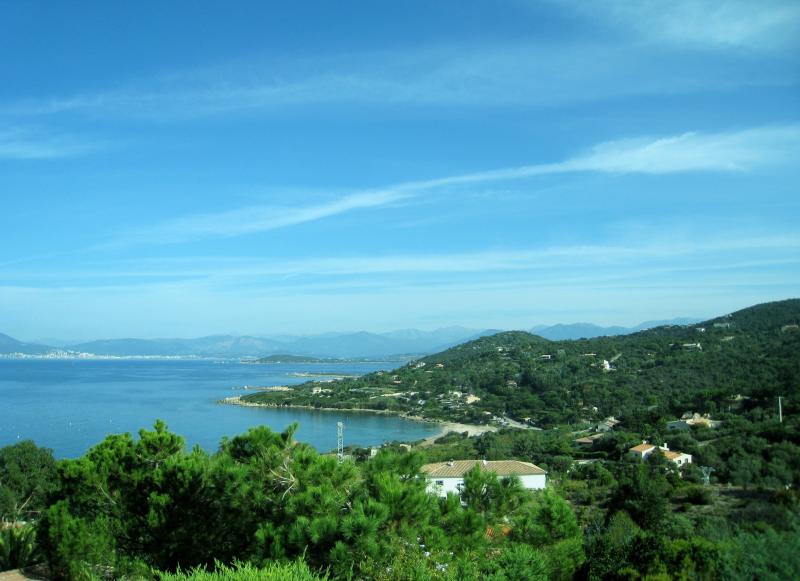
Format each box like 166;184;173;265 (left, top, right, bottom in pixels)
0;524;40;572
157;561;326;581
37;502;116;581
488;543;547;581
683;486;713;505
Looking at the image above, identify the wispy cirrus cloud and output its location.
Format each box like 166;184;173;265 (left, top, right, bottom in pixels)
5;32;794;121
108;234;800;276
559;0;800;51
4;231;799;336
0;4;793;124
109;188;412;247
2;51;616;118
559;125;800;173
111;124;800;245
0;127;98;159
9;233;800;286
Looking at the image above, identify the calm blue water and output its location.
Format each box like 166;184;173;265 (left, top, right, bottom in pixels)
0;359;438;458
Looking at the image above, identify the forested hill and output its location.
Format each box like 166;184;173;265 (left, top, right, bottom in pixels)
243;299;800;426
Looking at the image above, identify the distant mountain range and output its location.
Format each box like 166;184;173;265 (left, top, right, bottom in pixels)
530;318;701;341
0;318;700;359
65;327;496;359
0;332;52;355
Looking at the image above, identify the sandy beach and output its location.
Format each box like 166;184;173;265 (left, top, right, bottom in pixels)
418;421;498;446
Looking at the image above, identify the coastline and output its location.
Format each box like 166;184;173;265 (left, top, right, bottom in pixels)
218;395;498;445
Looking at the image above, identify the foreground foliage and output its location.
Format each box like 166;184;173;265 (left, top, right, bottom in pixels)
0;524;40;572
0;411;796;580
0;439;57;520
157;561;326;581
29;422;577;580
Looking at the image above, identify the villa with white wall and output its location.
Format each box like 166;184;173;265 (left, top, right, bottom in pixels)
420;459;547;497
629;441;692;467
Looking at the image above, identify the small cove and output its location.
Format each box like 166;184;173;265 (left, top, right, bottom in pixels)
0;359;440;458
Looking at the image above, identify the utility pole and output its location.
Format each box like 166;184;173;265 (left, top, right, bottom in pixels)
337;421;344;463
778;396;783;424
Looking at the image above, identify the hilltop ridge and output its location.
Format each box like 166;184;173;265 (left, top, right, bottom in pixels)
0;317;700;358
242;299;800;426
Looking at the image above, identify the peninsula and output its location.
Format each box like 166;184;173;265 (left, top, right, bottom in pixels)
244;354;344;364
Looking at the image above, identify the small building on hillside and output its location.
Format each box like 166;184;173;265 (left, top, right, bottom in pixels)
629;441;692;467
596;417;621;432
575;433;605;447
420;459;547;497
667;412;721;430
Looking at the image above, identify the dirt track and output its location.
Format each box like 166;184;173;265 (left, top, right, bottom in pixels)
0;567;48;581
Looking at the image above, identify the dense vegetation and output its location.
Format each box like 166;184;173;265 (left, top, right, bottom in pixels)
243;299;800;428
1;407;798;579
1;299;797;579
414;414;800;579
2;423;584;580
158;561;325;581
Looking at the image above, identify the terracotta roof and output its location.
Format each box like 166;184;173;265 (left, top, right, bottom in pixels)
576;433;605;444
420;459;546;478
629;443;655;453
628;444;690;460
663;450;689;460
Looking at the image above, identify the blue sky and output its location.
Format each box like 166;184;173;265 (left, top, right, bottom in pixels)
1;0;799;341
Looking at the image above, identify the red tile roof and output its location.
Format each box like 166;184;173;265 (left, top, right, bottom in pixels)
420;459;546;478
630;443;655;453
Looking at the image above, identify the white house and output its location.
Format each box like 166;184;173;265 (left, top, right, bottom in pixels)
420;459;547;497
629;441;692;467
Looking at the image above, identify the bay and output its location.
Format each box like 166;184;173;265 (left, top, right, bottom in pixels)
0;359;438;458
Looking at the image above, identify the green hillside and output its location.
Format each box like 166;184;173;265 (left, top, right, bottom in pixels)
242;299;800;426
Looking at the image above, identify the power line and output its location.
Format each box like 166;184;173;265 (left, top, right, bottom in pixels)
337;421;344;463
700;466;715;486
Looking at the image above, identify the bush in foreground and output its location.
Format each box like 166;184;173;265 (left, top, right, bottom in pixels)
158;561;325;581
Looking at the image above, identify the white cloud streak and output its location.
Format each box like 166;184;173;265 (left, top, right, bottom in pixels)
4;232;799;336
127;189;408;243
5;26;795;121
560;0;800;51
0;127;97;159
15;234;800;284
1;250;796;337
117;125;800;245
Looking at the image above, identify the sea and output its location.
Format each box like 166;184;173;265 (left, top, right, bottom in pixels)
0;359;439;458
